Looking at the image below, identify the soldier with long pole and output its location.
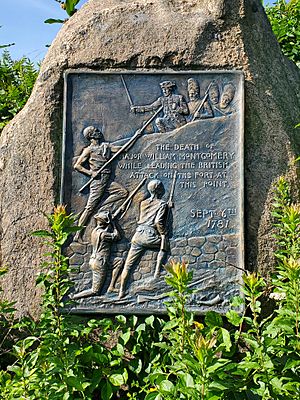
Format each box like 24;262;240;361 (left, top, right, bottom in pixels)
72;179;147;299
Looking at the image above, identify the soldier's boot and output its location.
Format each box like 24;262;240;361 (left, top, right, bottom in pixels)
154;250;165;278
107;259;124;293
92;270;105;295
118;267;130;299
72;288;95;300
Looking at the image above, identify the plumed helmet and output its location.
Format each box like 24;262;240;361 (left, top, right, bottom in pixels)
187;78;199;92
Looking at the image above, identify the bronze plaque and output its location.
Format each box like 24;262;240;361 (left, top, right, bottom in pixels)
61;71;244;314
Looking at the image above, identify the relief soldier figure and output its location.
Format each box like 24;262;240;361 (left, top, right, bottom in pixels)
219;83;236;115
74;126;142;241
131;80;189;133
208;82;236;117
208;82;220;107
72;211;121;299
187;78;213;120
118;179;171;299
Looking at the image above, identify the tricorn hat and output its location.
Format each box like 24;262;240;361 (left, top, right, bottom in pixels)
160;80;175;89
94;210;110;224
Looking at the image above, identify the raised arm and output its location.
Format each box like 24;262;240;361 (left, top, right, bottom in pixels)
131;97;162;114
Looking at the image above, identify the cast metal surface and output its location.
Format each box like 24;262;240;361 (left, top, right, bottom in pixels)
61;71;244;314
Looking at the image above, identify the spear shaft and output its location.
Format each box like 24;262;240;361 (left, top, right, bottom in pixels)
78;105;163;193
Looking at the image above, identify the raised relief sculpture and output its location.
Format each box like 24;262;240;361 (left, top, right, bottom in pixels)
187;78;213;120
119;177;176;299
219;83;236;115
63;71;244;314
208;82;236;117
74;126;142;241
72;178;147;299
131;80;189;133
72;211;121;299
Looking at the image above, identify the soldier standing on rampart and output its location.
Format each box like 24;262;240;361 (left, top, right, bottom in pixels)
131;80;189;133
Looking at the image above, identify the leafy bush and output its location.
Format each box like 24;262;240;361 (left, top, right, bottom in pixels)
0;50;38;132
266;0;300;66
1;177;300;399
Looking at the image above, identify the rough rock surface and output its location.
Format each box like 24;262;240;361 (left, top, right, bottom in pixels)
0;0;299;316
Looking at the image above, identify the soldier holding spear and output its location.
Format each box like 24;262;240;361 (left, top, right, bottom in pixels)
74;106;163;242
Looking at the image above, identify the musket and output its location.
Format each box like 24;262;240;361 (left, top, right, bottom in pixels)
79;105;163;193
112;177;147;220
191;82;213;122
121;75;134;108
154;171;177;277
167;171;177;208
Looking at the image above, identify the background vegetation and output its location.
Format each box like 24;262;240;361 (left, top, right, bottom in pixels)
266;0;300;67
0;177;299;399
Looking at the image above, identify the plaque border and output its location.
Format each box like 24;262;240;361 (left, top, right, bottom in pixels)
60;69;245;315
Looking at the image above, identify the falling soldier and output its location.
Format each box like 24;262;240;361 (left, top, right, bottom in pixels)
118;178;175;299
131;80;189;133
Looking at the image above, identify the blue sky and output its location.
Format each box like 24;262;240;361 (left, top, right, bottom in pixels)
1;0;275;62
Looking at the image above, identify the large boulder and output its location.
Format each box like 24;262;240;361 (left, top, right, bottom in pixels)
0;0;299;316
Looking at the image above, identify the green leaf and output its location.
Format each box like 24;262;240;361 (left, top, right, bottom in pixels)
145;393;161;400
226;310;242;326
220;328;232;351
66;376;83;391
44;18;65;24
145;315;155;327
120;331;131;345
159;380;175;394
108;373;124;387
101;381;113;400
31;229;53;238
205;311;223;328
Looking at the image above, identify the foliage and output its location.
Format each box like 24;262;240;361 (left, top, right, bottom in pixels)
0;206;135;399
266;0;300;67
140;261;233;400
1;178;300;399
0;268;16;371
45;0;83;24
0;50;38;132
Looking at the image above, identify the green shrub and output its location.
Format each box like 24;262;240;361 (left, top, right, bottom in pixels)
1;176;300;399
266;0;300;66
0;50;38;132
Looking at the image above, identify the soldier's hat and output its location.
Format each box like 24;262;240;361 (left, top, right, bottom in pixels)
187;78;199;92
94;210;110;224
160;80;175;89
